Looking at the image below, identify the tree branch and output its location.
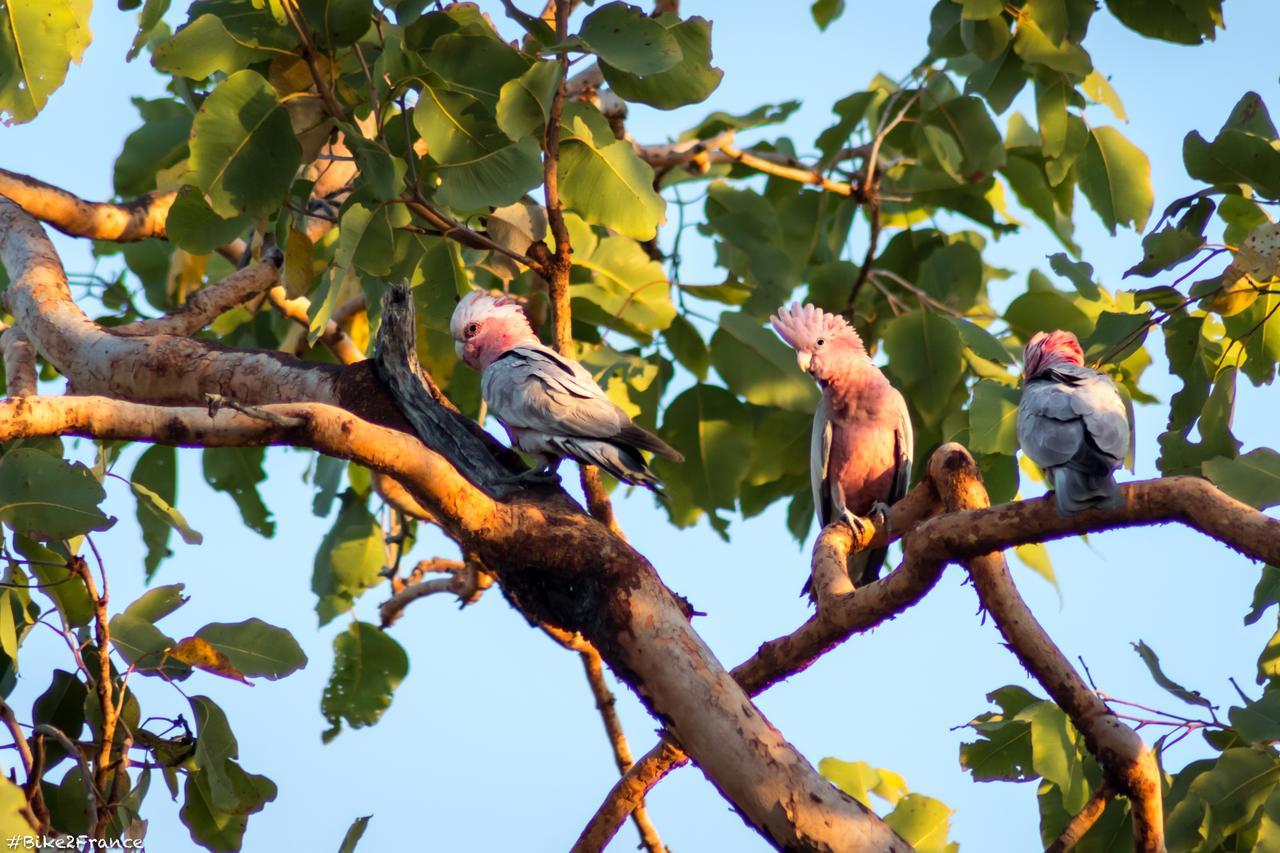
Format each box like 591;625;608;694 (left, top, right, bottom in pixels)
0;324;37;396
1047;784;1115;853
0;170;175;243
117;260;281;338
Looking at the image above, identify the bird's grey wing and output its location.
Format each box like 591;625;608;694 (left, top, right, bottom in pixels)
1068;371;1131;466
1017;380;1085;468
811;398;834;527
890;388;913;504
483;346;629;440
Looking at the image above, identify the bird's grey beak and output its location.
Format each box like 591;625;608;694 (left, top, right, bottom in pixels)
454;341;466;361
795;351;812;374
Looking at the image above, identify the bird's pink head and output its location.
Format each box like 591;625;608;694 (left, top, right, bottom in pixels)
769;302;867;383
450;290;537;371
1022;330;1084;379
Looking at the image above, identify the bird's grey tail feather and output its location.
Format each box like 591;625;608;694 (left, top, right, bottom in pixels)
552;437;663;490
1051;466;1122;515
801;548;885;600
616;423;684;462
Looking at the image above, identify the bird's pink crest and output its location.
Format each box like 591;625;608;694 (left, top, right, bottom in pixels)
1023;329;1084;378
449;289;532;341
769;302;863;352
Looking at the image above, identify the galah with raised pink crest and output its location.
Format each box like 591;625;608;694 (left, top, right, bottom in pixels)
1017;330;1131;515
450;290;683;489
770;303;913;591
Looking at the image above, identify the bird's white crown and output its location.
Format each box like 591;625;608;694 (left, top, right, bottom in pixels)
769;302;862;351
449;290;531;340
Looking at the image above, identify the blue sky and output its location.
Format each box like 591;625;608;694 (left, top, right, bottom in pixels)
5;2;1280;850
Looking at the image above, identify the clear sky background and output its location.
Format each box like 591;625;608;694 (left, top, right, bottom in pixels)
4;2;1280;851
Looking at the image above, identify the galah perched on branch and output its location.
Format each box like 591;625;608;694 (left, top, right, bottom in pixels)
450;290;683;489
770;303;914;592
1017;330;1133;515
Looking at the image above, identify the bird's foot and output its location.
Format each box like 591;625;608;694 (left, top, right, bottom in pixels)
868;501;891;534
839;508;868;541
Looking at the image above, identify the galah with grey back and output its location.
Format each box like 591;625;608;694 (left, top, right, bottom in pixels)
1016;329;1133;515
450;290;683;489
770;303;913;593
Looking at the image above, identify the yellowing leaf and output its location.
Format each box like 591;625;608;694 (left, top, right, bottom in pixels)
169;637;251;685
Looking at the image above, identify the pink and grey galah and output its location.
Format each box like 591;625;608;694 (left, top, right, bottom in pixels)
1017;330;1132;515
450;290;683;489
770;303;914;590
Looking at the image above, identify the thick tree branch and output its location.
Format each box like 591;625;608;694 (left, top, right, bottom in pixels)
117;261;281;338
0;324;37;396
266;285;364;364
961;549;1164;850
0;170;175;243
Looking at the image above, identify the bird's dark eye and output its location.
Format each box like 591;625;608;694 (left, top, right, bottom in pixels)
816;338;826;347
465;322;479;339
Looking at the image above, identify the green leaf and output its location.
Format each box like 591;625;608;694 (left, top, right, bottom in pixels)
298;0;372;48
122;583;188;623
1125;197;1213;279
961;718;1035;781
339;816;372;853
17;536;92;628
165;185;250;255
188;69;302;218
131;444;180;578
884;793;958;853
432;138;543;212
129;473;203;556
1012;14;1091;76
495;60;561;140
1048;253;1101;300
600;16;723;110
1132;639;1214;708
1223;288;1280;385
654;384;754;535
710;312;819;413
108;613;190;678
151;13;271;79
1230;692;1280;744
568;226;674;342
663;314;709;381
1204;449;1280;510
180;761;276;852
1004;290;1093;341
0;776;35;840
1165;748;1280;850
31;669;86;767
1103;0;1223;45
915;95;1005;184
0;0;90;125
1017;701;1088;812
190;695;243;811
918;243;983;311
559;115;666;240
1078;126;1153;235
1000;153;1077;253
953;0;1004;18
312;496;384;625
968;379;1020;455
114;98;193;197
202;448;274;537
811;0;845;30
884;309;965;424
0;449;114;539
194;618;308;681
1247;566;1280;626
579;2;682;75
321;621;409;742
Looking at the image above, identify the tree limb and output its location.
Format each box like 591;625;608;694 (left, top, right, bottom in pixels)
1047;784;1116;853
0;324;36;396
117;261;281;338
0;170;175;243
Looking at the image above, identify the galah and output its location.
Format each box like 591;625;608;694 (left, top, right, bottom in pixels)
770;303;914;590
450;290;683;489
1017;330;1132;515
